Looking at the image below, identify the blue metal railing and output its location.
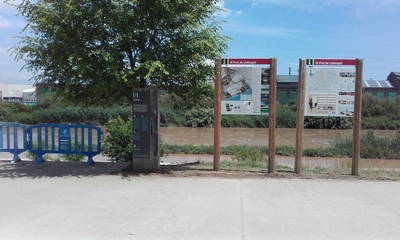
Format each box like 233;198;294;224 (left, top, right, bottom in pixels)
26;124;103;166
0;122;28;163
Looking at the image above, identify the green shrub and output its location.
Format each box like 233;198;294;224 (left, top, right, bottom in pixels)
102;117;133;162
25;140;88;162
275;145;295;156
185;108;214;127
221;115;268;128
102;117;167;162
231;146;267;168
276;105;296;128
25;140;53;161
160;107;186;126
304;116;352;129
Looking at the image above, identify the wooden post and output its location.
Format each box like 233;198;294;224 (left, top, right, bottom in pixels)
295;59;306;174
214;59;222;171
268;58;277;173
352;59;363;175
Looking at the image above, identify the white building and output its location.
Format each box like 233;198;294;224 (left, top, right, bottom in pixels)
23;88;36;105
0;84;36;105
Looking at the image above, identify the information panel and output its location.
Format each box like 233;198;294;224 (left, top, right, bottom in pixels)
305;59;356;117
221;58;270;115
132;90;151;157
132;87;160;172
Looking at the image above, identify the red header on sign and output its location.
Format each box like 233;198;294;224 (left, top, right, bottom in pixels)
227;58;270;65
313;59;357;66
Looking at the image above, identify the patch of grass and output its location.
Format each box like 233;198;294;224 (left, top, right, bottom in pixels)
187;161;293;173
275;145;295;156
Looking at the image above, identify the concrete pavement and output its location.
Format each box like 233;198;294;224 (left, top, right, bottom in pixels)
1;160;400;240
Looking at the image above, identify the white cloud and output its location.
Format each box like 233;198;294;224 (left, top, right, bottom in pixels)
0;1;21;15
0;45;12;58
245;0;400;15
235;10;244;16
0;16;11;28
225;22;307;38
215;0;232;18
216;1;246;18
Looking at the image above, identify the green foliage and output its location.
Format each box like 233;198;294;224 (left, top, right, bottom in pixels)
359;131;390;159
160;107;182;126
275;145;295;156
160;95;188;126
302;147;349;158
361;117;400;130
304;116;352;129
0;102;32;122
164;144;214;155
59;141;90;162
102;117;167;162
231;146;267;168
164;130;400;159
330;130;400;159
185;108;214;128
361;95;400;129
221;115;268;128
5;106;131;125
25;140;53;161
8;0;229;105
179;83;215;109
276;104;296;128
361;94;384;117
102;117;133;162
25;140;86;162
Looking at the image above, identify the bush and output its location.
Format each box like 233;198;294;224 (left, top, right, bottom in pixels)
102;117;167;162
304;116;352;129
160;107;186;126
276;105;296;128
185;108;214;128
221;115;268;128
102;117;133;162
231;146;267;168
25;140;86;162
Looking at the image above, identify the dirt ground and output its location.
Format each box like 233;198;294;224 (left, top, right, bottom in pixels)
116;163;392;181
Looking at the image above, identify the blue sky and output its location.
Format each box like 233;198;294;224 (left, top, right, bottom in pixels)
217;0;400;79
0;0;399;85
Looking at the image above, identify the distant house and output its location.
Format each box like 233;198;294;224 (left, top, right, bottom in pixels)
387;72;400;94
362;79;396;100
0;84;34;104
277;75;299;105
23;89;37;105
276;72;400;104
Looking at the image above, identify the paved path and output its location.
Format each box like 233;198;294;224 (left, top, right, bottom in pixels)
1;160;400;240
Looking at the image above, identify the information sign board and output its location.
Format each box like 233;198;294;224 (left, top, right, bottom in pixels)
132;90;151;157
305;59;356;117
221;58;271;115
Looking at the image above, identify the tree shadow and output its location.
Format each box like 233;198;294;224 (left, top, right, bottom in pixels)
0;160;132;179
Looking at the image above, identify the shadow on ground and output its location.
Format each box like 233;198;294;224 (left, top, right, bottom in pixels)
0;160;131;179
0;160;372;180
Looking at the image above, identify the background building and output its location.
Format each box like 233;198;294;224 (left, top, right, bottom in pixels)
277;71;400;104
1;71;400;106
22;88;36;105
0;84;35;105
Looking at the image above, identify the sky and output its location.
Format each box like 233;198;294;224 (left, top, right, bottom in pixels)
0;0;400;85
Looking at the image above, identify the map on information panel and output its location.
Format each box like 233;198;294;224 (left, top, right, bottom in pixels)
305;67;356;117
221;66;270;115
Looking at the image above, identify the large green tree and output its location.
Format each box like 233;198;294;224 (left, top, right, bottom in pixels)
7;0;229;105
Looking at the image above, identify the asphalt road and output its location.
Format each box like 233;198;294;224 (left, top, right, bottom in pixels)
1;160;400;240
